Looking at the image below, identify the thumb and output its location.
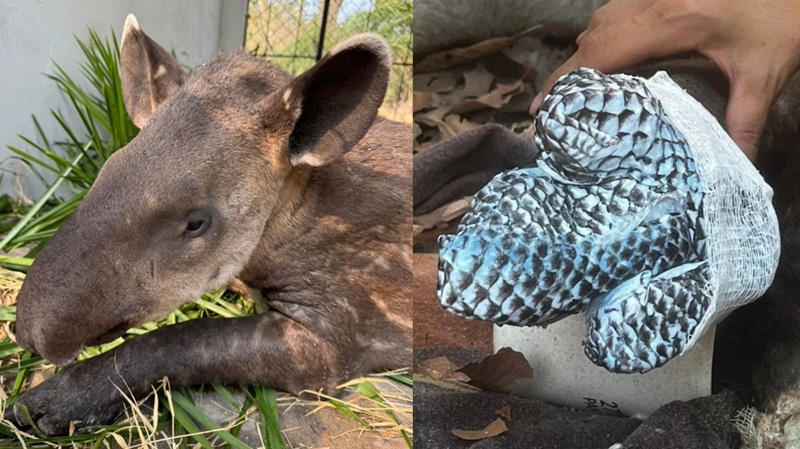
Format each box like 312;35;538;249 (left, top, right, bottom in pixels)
725;74;778;161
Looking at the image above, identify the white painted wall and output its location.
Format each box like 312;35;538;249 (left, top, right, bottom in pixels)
0;0;247;198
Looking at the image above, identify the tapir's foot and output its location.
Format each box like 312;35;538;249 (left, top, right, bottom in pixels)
3;361;125;435
583;261;711;373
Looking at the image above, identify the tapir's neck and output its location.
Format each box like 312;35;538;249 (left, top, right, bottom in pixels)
238;165;317;286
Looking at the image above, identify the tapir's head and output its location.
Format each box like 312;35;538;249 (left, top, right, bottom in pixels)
14;15;391;365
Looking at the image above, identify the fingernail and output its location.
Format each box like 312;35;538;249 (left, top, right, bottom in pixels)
530;92;543;115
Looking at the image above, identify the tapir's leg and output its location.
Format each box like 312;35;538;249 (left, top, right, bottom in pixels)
6;312;346;436
413;124;539;215
583;261;711;373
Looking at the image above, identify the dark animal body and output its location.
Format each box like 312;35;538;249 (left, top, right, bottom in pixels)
6;15;412;435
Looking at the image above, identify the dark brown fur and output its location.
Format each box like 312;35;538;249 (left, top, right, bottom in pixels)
7;16;411;435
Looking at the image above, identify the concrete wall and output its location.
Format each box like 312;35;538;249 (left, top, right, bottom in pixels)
0;0;247;198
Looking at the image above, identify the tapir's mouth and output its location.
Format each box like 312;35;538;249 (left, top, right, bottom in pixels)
85;320;131;347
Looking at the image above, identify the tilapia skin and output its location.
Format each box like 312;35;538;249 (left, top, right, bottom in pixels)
438;68;711;373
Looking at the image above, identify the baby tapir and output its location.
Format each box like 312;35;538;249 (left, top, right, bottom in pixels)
5;15;412;435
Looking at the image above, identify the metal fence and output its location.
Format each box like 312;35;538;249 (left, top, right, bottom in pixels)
246;0;412;124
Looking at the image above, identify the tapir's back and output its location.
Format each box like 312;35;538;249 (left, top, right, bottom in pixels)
309;118;413;366
326;118;412;240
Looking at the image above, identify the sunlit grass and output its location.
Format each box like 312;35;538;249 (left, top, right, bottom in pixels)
0;263;412;448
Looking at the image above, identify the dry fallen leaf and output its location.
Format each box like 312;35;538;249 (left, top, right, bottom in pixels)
29;368;55;389
414;71;461;93
452;418;509;441
501;84;538;114
414;91;449;112
413;140;435;154
417;25;543;73
441;115;480;139
461;63;495;98
414;106;450;128
496;405;512;421
450;80;525;115
418;356;474;386
458;347;534;393
413;197;472;235
413;92;435;112
418;356;459;380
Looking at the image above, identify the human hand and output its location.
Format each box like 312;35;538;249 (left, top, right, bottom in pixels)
529;0;800;160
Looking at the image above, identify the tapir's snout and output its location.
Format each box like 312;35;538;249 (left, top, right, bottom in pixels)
12;210;141;367
13;302;39;356
15;286;133;366
14;287;85;366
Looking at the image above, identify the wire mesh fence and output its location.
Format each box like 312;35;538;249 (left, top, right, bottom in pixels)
246;0;412;124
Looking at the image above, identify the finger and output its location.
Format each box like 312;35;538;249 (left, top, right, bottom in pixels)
725;74;778;161
531;5;698;114
576;30;587;45
530;53;587;113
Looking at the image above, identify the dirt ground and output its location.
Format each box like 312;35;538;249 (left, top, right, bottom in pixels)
194;388;412;449
413;253;492;353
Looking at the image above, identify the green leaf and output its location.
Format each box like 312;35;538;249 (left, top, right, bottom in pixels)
171;389;253;449
0;150;85;250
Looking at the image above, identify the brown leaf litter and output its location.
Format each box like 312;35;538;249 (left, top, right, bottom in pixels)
416;347;534;394
416;350;530;442
413;30;572;234
457;347;534;394
418;356;473;386
496;405;512;421
451;417;509;441
413;197;472;236
0;267;23;307
416;26;543;73
0;268;24;341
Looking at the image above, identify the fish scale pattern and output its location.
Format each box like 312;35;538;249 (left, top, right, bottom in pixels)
585;263;711;372
438;68;713;373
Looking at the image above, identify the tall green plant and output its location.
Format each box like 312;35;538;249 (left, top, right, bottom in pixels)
3;29;138;254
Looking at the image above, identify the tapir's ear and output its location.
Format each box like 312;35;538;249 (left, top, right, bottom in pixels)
268;34;391;167
119;14;187;128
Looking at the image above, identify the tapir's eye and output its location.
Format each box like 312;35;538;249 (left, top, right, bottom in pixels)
187;220;204;232
184;211;211;237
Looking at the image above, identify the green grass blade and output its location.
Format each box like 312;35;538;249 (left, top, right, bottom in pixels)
6;144;62;178
0;256;33;269
0;342;23;358
0;355;45;375
168;394;216;449
170;389;253;449
252;386;285;449
387;374;413;387
0;149;85;250
11;352;31;396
